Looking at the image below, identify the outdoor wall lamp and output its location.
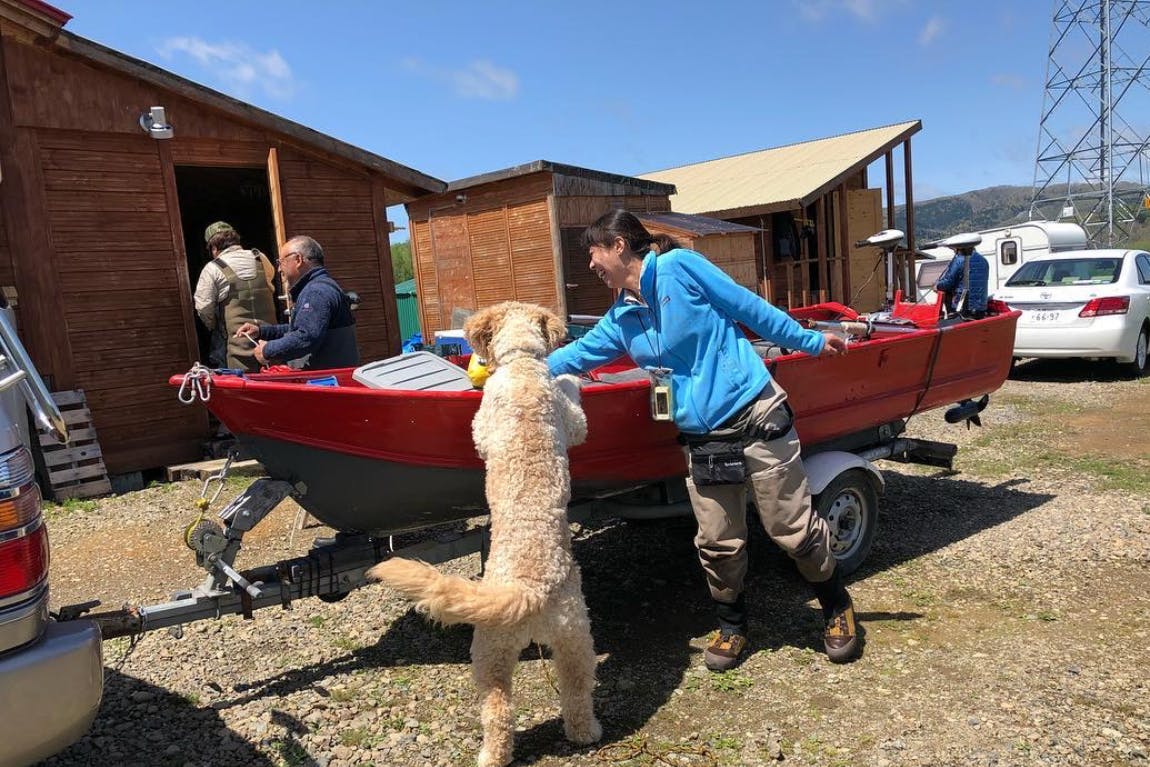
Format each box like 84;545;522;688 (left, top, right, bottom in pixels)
139;106;174;139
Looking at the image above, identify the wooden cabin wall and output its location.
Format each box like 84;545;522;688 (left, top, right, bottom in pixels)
408;174;558;335
694;233;758;293
35;129;205;471
275;148;399;361
0;34;404;473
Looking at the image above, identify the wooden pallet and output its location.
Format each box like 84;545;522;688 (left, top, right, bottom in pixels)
38;390;112;500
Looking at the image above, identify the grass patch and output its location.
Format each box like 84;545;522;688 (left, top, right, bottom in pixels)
710;733;741;750
961;409;1150;493
331;633;361;652
270;738;310;767
338;727;370;747
305;615;327;629
709;669;754;693
42;497;99;519
328;687;357;703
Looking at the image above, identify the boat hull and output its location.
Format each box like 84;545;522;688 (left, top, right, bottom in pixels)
176;307;1019;534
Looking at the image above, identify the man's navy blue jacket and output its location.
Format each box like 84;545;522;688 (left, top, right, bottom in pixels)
259;266;359;369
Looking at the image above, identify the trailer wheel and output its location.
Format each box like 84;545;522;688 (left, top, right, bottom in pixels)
814;469;878;576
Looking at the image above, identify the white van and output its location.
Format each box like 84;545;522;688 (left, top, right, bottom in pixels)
917;221;1088;299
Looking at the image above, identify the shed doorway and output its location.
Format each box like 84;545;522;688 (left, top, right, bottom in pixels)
173;166;283;362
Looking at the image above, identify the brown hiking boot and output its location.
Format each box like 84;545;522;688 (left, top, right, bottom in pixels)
823;598;860;663
704;630;748;672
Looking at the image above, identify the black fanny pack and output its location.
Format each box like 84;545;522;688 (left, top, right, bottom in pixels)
683;399;795;486
687;437;746;486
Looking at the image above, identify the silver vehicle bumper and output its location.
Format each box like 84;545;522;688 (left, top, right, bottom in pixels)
0;620;103;767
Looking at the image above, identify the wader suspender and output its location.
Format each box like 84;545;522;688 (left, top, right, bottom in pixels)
217;256;276;371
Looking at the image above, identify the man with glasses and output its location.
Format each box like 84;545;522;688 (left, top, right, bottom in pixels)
235;235;359;370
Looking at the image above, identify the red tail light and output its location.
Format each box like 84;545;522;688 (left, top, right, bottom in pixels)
0;522;49;600
1079;296;1130;317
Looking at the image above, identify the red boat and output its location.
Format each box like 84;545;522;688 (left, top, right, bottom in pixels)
171;299;1019;535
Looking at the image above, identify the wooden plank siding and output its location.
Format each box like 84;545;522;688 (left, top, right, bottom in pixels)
409;172;675;334
36;129;204;471
410;199;560;336
275;149;398;361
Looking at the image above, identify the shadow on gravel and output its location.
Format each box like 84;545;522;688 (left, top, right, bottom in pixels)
860;471;1055;577
41;669;277;767
150;470;1055;763
1009;356;1131;382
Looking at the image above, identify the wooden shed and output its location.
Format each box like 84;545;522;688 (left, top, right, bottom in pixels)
0;1;444;474
641;121;923;311
405;161;675;334
635;211;760;294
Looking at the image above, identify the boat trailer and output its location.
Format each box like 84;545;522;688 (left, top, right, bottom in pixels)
56;420;970;642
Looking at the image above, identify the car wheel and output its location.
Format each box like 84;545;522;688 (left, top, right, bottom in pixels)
813;469;878;576
1122;326;1149;378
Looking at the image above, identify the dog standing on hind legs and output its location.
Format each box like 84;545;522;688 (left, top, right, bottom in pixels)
367;301;602;767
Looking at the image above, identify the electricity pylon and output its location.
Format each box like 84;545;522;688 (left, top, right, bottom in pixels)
1030;0;1150;245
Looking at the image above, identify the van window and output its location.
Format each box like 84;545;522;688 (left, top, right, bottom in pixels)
1000;241;1018;266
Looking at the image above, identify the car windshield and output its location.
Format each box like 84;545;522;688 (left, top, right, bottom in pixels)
1005;257;1122;287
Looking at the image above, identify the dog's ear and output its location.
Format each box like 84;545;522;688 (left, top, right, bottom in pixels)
464;305;500;361
539;308;567;352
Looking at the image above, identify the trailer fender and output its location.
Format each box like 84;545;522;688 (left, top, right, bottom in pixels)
802;451;884;496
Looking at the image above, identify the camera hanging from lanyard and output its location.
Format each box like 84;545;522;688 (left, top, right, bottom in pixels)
649;366;673;421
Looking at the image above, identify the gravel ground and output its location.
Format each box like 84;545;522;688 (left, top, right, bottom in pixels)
38;358;1150;767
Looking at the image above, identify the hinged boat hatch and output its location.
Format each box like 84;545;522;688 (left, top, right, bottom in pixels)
353;351;474;391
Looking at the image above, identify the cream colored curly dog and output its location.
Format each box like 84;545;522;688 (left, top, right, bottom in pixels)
368;301;601;767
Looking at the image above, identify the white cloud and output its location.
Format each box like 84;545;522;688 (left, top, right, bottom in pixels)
919;17;944;46
158;37;295;100
992;73;1027;90
793;0;904;22
403;57;519;101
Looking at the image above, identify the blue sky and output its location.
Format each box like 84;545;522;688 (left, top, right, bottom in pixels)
65;0;1052;239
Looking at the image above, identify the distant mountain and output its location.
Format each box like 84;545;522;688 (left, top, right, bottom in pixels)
894;183;1150;246
893;185;1035;244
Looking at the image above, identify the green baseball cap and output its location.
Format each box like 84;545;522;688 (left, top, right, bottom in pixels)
204;220;236;243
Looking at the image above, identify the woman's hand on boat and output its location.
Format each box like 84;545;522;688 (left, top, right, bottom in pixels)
819;332;848;356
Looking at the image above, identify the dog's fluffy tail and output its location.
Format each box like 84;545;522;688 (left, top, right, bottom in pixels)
366;557;545;627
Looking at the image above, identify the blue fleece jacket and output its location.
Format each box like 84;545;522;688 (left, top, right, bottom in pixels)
548;249;824;435
259;266;359;369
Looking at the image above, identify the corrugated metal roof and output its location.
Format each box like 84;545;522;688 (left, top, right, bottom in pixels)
636;211;759;236
640;121;921;218
395;278;417;295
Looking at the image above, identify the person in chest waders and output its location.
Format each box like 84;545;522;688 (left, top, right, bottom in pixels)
548;210;860;672
193;221;278;372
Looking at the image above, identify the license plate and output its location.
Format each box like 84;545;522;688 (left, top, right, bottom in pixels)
1027;310;1061;322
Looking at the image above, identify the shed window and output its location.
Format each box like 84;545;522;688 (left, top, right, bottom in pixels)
1000;241;1018;266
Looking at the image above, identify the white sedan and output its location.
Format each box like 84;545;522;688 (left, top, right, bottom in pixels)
995;249;1150;376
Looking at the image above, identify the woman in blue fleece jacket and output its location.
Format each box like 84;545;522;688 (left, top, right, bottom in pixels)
548;210;859;669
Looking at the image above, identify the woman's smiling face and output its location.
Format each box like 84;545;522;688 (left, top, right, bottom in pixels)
588;236;630;290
